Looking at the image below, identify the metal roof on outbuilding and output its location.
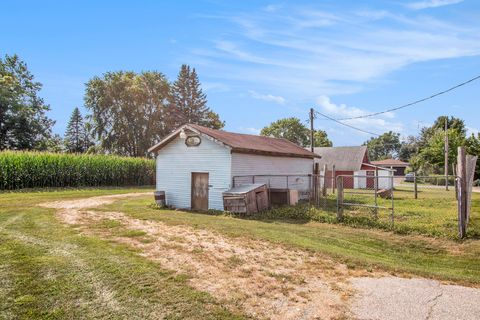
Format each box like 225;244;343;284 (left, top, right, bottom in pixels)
149;124;319;159
312;146;368;171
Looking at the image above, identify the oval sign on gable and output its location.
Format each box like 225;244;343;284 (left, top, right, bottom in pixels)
185;135;201;147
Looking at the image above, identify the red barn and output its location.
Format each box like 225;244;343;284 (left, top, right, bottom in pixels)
313;146;372;189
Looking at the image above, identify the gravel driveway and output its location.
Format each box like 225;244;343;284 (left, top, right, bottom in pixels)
42;193;480;320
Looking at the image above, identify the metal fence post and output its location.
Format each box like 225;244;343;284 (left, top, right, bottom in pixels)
457;146;467;239
391;174;394;227
414;172;418;199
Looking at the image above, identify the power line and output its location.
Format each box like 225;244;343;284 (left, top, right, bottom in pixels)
335;74;480;121
314;110;381;136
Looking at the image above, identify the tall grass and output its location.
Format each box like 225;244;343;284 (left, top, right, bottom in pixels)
0;151;155;190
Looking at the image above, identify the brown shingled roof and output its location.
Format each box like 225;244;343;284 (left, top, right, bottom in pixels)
149;124;319;159
371;159;409;166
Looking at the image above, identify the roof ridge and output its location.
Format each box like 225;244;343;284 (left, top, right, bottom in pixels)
189;123;309;145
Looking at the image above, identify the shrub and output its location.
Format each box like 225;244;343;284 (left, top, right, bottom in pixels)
0;151;155;190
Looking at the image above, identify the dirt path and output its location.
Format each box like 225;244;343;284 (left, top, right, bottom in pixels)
41;193;480;320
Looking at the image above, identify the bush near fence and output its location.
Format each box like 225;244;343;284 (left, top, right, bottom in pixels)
0;151;155;190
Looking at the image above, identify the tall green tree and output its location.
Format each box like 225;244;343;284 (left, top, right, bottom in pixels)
64;107;87;153
314;129;333;147
85;71;171;157
418;116;466;149
417;128;466;174
0;54;55;150
261;117;310;147
169;65;224;129
399;135;420;162
363;131;401;161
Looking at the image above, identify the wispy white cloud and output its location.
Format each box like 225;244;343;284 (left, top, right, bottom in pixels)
316;95;403;134
191;5;480;98
202;81;230;93
249;90;286;105
238;127;261;135
407;0;464;10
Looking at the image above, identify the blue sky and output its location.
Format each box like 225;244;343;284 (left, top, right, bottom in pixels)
2;0;479;146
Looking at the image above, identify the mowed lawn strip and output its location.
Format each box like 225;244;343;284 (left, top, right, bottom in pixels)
0;189;245;320
101;196;480;286
307;187;480;239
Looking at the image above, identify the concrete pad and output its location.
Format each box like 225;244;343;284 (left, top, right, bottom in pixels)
350;276;480;320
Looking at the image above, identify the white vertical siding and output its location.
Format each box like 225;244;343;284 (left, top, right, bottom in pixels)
231;153;313;189
231;153;313;176
156;135;231;210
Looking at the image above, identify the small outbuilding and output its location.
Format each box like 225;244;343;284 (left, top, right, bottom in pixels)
148;124;319;211
313;146;371;188
370;159;409;176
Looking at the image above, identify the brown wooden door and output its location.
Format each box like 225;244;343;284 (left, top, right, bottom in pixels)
191;172;209;211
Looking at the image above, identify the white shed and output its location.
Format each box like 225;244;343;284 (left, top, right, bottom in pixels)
148;124;319;210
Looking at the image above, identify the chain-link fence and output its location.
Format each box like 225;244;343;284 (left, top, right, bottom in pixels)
336;174;395;225
232;173;475;238
334;174;467;236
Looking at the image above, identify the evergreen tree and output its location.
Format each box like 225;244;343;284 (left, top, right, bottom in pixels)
64;107;86;153
170;65;224;129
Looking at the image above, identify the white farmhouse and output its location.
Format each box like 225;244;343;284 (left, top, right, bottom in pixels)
148;124;319;210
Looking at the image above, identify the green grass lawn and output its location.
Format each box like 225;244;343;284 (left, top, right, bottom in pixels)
1;188;479;320
101;195;480;285
335;186;480;239
0;188;244;320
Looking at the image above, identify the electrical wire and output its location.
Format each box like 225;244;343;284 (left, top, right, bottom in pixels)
314;110;381;136
335;74;480;120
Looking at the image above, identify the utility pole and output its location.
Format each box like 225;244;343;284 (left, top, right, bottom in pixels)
445;117;449;191
310;108;315;153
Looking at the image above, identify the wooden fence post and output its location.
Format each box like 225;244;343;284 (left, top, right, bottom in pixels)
453;162;458;200
332;165;336;194
337;176;343;220
322;164;328;197
314;163;320;206
374;167;379;217
414;172;418;199
457;147;467;239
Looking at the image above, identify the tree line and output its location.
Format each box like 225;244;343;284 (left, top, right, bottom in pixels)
259;116;479;178
1;54;478;178
0;54;223;157
362;116;479;177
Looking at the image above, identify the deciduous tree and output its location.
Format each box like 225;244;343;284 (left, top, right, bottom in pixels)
363;131;401;161
85;71;171;157
0;54;55;150
314;129;332;147
261;117;310;147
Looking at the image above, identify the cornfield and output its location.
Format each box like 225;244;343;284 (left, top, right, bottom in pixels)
0;151;155;190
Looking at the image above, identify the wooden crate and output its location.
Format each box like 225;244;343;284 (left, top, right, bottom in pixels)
223;184;269;214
